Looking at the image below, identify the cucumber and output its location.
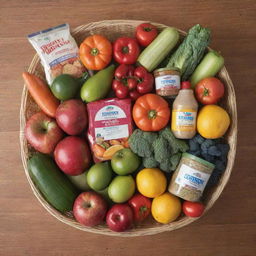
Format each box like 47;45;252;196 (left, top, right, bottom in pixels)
190;51;224;88
137;27;179;72
28;153;79;213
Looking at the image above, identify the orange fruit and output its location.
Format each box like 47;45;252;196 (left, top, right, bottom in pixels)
102;145;124;160
136;168;167;198
151;192;181;224
197;105;230;139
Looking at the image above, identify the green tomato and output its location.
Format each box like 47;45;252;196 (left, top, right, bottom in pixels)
108;175;135;203
87;162;113;191
111;148;141;175
51;74;80;100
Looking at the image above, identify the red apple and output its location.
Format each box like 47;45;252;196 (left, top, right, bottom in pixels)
73;191;108;227
25;112;64;154
56;99;88;135
54;136;91;175
106;204;133;232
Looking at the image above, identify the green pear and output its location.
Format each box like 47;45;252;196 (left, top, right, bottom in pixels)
80;64;115;102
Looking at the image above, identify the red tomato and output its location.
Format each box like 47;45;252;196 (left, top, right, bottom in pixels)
112;79;122;91
183;201;205;218
115;64;135;79
135;66;154;94
115;84;129;98
195;77;225;105
113;37;140;64
129;90;141;101
128;194;152;222
127;78;138;90
135;23;158;47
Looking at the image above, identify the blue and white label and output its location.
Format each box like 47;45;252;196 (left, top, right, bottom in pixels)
155;75;180;90
175;164;210;192
95;105;126;121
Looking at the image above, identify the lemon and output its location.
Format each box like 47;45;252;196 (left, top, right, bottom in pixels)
197;105;230;139
151;192;181;224
136;168;167;198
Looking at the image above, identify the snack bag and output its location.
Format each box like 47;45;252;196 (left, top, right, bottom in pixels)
87;98;133;162
28;23;85;84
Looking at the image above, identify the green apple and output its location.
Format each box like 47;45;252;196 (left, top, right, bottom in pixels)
108;175;135;203
87;162;113;191
67;171;90;191
111;148;141;175
97;186;113;205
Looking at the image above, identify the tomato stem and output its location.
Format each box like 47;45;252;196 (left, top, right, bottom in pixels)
140;206;148;213
91;48;99;56
148;110;157;119
143;27;152;32
122;46;129;54
203;87;209;96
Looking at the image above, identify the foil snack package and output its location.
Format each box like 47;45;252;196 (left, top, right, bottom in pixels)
28;23;85;84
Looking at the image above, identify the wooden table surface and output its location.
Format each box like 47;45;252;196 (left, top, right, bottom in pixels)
1;0;255;255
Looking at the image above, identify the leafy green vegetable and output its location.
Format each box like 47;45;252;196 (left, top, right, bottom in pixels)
128;129;157;157
129;128;188;173
160;127;189;153
152;136;169;162
169;153;182;171
143;157;159;168
159;159;171;173
166;24;211;81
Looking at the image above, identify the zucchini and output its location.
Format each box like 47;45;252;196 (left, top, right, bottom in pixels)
137;27;179;72
28;153;79;213
190;51;224;88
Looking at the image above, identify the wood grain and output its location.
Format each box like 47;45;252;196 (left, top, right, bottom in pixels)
0;0;255;255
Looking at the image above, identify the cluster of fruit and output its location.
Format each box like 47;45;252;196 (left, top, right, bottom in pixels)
23;22;232;233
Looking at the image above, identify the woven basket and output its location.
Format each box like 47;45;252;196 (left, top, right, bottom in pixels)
20;20;237;237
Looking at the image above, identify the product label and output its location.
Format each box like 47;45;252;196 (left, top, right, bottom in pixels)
175;164;210;193
87;98;133;162
95;124;129;141
28;24;84;84
172;109;197;132
155;75;180;90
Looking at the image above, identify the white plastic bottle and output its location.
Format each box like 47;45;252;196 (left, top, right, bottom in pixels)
171;81;198;139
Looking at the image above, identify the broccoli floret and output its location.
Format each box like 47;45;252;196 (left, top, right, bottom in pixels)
215;159;226;171
201;152;215;163
160;159;171;173
189;139;200;152
142;131;158;144
201;139;215;154
207;169;222;186
169;153;182;171
208;146;222;156
216;143;230;156
188;150;201;157
128;129;156;157
159;127;189;153
153;136;169;162
193;134;205;144
143;156;159;168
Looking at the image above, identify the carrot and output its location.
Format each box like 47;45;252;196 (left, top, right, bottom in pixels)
22;72;59;117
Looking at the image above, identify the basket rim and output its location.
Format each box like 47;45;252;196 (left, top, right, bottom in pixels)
19;19;237;237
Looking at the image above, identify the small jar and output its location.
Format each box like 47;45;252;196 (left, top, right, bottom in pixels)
154;67;181;98
168;153;215;202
